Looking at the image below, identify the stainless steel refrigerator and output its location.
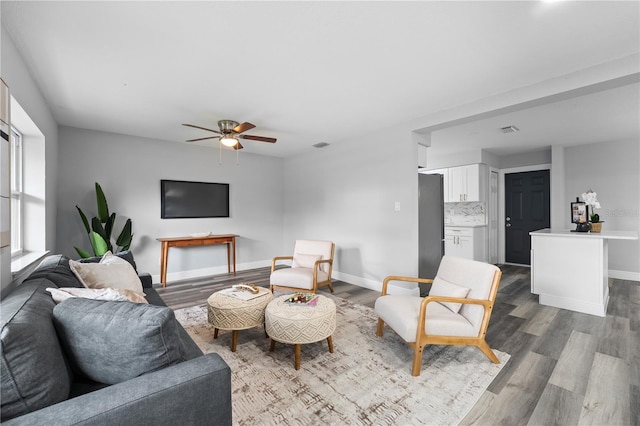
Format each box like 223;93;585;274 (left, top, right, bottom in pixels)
418;173;445;281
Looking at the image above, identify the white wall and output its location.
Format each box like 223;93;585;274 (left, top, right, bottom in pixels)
283;124;419;292
56;126;285;282
1;24;58;293
565;139;640;278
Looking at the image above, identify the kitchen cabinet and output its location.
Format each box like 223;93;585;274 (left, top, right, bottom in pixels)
444;226;487;262
422;164;485;202
449;164;480;202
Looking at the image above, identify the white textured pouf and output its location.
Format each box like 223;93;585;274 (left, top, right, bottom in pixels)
265;294;336;370
207;287;273;352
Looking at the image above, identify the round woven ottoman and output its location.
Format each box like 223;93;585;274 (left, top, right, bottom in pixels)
207;286;273;352
265;294;336;370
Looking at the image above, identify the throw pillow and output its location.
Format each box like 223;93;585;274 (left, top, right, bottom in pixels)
53;298;186;385
428;277;471;313
292;253;322;269
77;250;138;271
69;252;144;296
46;287;148;304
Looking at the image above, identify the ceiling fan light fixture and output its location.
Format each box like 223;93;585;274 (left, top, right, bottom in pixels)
220;135;238;147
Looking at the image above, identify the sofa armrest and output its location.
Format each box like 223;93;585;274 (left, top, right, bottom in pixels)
4;353;232;426
139;272;153;289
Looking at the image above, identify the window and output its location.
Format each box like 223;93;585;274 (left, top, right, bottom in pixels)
10;127;22;256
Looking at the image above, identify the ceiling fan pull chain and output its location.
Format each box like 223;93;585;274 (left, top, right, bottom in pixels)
236;145;239;165
219;141;222;165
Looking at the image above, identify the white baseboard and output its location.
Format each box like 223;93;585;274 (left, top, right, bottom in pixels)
154;264;420;296
332;271;420;297
152;259;272;284
609;269;640;282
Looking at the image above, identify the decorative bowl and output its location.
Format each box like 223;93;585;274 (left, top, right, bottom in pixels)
189;232;212;238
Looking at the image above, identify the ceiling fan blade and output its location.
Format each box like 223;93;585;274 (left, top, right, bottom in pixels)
239;134;277;143
186;136;220;142
233;142;244;150
232;122;256;134
182;123;221;134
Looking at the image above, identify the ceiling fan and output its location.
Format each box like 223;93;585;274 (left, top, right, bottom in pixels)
182;120;276;150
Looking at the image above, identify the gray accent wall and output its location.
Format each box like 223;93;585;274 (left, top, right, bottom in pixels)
565;139;640;276
56;126;284;280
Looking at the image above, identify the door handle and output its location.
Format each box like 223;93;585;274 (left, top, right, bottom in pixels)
506;217;511;221
506;223;511;228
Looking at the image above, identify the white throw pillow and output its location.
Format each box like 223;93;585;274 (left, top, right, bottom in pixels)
46;287;148;304
69;251;145;296
428;277;470;313
292;253;322;269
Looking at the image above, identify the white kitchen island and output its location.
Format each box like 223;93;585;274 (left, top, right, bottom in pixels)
529;229;638;317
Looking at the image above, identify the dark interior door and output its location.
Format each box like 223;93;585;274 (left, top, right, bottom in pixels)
505;170;550;265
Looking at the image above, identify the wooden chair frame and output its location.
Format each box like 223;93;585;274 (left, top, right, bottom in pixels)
376;270;502;376
270;243;335;294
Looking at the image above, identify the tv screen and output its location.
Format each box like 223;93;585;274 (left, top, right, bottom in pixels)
161;180;229;219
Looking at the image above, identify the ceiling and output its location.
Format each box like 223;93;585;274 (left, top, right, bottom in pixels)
1;1;639;159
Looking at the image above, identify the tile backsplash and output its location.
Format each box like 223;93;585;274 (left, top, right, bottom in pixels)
445;202;486;225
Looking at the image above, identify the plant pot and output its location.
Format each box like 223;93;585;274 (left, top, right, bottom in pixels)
590;222;602;233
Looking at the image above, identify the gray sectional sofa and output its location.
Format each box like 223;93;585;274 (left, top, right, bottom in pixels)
1;253;232;425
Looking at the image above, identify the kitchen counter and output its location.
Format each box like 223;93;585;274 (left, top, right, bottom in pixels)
529;228;638;316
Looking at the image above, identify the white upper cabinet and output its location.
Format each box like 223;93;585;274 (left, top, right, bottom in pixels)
448;164;481;202
422;164;486;203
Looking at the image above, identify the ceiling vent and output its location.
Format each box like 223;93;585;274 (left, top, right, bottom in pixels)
313;142;330;148
500;125;520;134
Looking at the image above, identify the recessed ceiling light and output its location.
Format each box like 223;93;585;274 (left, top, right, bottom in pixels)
500;125;520;134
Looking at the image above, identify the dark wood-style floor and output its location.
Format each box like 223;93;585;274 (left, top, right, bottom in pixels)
156;265;639;425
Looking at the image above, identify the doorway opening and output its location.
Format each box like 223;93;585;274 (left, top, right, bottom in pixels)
504;170;550;265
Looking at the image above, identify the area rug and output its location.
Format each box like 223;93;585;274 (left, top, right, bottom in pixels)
175;295;509;426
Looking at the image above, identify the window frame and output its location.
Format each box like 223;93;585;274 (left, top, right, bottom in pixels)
10;126;22;257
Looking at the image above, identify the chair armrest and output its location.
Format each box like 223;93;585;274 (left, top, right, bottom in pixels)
4;354;232;426
271;256;293;272
422;295;492;308
381;275;433;295
313;258;333;272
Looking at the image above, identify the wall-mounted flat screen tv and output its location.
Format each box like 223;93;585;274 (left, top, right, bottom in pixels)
161;180;229;219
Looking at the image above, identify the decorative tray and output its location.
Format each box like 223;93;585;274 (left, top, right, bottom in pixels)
284;293;318;306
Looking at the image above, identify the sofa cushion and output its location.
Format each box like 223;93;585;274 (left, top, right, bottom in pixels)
53;298;187;385
69;252;144;296
24;255;83;288
1;279;73;421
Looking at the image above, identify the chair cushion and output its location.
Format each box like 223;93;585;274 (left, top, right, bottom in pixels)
435;256;499;332
270;268;329;290
292;253;321;269
1;279;73;421
429;277;470;313
375;295;476;342
53;298;186;385
293;240;333;273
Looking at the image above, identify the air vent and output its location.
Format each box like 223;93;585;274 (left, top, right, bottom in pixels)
313;142;330;148
500;125;520;134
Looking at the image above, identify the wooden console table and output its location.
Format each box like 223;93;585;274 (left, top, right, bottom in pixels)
157;234;237;287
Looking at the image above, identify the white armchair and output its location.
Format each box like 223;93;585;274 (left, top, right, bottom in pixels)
270;240;335;294
375;255;502;376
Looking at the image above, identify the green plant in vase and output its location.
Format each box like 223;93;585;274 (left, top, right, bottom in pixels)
74;182;133;258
